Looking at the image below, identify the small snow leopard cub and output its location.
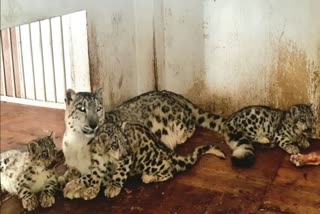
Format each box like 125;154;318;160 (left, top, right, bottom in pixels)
0;133;58;211
64;122;225;200
224;104;314;167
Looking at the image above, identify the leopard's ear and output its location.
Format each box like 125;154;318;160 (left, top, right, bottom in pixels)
48;131;54;139
94;88;103;100
65;89;76;105
28;141;40;155
48;132;55;145
289;105;300;117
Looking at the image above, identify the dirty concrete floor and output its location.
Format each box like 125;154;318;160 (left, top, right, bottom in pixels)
1;102;320;214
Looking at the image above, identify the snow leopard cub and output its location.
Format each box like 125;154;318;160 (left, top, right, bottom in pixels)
0;133;58;211
64;122;225;200
224;104;314;167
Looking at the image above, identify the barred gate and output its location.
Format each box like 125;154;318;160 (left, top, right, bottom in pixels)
0;10;90;109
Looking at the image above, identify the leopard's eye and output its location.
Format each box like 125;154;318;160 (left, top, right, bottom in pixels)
78;106;86;112
97;105;102;112
111;142;119;150
300;116;306;122
42;151;48;158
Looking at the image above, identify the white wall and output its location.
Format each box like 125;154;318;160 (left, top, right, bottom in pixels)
159;0;320;111
2;0;320;135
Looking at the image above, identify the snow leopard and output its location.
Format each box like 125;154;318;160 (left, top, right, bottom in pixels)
0;133;58;211
224;104;314;167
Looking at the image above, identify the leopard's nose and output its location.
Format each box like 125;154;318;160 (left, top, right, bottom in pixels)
89;121;98;130
306;128;312;132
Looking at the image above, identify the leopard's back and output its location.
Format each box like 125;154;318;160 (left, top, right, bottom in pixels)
225;106;283;140
1;150;29;193
106;90;224;149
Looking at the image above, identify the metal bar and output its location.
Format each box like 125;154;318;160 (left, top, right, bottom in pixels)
28;24;37;100
0;33;7;96
0;96;65;109
39;21;47;101
49;19;57;103
8;28;17;97
60;16;67;95
17;26;26;99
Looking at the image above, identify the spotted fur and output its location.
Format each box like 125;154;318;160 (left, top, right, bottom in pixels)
63;122;225;200
0;134;58;211
224;104;314;167
105;90;224;150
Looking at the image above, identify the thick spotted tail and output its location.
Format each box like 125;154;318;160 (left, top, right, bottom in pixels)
193;108;225;133
226;132;256;167
172;145;226;173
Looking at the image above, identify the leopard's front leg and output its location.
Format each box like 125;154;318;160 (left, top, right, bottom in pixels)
58;167;81;190
63;170;89;199
80;152;107;200
39;171;58;208
104;156;132;198
17;177;38;211
276;135;300;154
297;136;310;150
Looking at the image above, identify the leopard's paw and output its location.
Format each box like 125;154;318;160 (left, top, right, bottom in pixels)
63;179;86;199
39;192;55;208
22;194;38;211
141;174;157;184
285;144;300;154
57;175;66;190
298;140;310;150
104;185;121;198
81;186;100;200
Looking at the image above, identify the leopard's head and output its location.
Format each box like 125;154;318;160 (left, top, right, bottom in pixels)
65;89;105;138
28;132;57;168
289;104;315;136
98;123;129;160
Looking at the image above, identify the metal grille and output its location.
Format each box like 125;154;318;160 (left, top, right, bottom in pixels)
0;11;90;109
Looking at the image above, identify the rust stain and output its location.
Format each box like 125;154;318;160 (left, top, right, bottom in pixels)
88;24;102;92
309;62;320;137
185;79;234;116
185;40;319;137
269;40;309;108
152;17;159;91
269;40;320;137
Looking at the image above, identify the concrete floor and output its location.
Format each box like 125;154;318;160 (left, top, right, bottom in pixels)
1;101;320;214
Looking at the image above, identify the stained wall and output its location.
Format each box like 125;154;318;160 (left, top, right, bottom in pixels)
1;0;320;136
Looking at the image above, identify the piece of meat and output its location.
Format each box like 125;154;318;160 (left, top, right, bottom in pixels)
290;152;320;166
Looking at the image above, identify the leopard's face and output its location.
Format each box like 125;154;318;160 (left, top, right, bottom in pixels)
28;133;56;168
289;104;314;135
65;89;105;139
98;124;129;160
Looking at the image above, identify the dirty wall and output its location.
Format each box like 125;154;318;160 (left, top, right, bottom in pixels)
1;0;320;136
